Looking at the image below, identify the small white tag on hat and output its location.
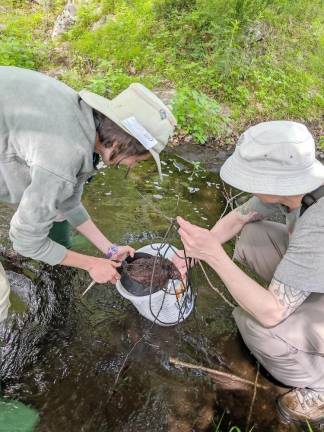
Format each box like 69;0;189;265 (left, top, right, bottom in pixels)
122;116;157;150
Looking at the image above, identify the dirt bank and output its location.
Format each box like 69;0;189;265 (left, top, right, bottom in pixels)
169;120;324;173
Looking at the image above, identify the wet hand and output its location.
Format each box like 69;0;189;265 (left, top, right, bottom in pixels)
111;245;135;262
88;258;121;284
177;216;221;262
172;250;196;279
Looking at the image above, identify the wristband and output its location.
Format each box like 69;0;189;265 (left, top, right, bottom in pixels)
106;244;119;259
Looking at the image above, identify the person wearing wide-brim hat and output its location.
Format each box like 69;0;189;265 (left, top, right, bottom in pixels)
0;66;176;323
176;121;324;425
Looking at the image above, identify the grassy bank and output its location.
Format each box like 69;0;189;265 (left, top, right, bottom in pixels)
0;0;323;144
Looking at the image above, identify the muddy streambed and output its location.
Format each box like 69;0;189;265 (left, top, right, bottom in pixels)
0;156;303;431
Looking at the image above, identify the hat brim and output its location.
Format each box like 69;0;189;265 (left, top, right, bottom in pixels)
220;152;324;195
80;90;163;181
80;90;130;135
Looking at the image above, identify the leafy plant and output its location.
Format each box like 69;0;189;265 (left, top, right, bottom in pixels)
1;0;323;143
153;0;195;19
0;6;47;67
172;88;230;143
319;136;324;151
83;63;143;96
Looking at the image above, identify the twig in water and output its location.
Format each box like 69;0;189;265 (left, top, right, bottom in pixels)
245;362;260;432
82;280;96;297
169;357;268;390
197;260;236;308
114;333;147;386
220;183;244;219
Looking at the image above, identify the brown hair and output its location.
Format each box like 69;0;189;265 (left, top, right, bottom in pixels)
95;111;150;164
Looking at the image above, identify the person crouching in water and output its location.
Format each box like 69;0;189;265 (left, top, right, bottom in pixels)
0;66;176;322
176;121;324;426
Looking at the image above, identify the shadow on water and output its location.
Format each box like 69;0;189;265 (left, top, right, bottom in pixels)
0;156;305;431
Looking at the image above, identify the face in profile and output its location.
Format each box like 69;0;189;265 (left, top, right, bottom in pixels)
254;193;282;204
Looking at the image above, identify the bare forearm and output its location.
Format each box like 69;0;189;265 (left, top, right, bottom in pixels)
206;249;280;327
60;249;94;271
210;209;245;244
59;250;121;284
177;215;296;328
76;219;112;255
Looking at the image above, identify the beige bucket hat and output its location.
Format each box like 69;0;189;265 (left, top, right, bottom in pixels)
79;84;177;180
220;121;324;195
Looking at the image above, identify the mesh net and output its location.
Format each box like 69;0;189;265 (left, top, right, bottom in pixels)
124;255;181;291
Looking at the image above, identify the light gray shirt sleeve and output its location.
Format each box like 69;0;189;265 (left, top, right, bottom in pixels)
63;204;90;228
57;177;90;227
9;165;85;265
274;200;324;293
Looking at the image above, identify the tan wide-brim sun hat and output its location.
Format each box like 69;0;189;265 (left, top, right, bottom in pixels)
220;121;324;196
79;84;177;180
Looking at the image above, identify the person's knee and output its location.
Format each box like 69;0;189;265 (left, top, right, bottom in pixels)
233;306;276;358
233;222;261;264
233;306;259;347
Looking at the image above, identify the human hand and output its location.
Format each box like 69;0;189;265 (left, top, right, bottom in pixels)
177;216;222;263
110;245;135;262
172;250;196;279
88;257;121;284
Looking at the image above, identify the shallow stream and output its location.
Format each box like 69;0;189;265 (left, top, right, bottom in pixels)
0;155;302;431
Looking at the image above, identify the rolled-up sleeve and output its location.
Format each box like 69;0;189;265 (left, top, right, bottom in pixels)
9;165;79;265
63;203;90;227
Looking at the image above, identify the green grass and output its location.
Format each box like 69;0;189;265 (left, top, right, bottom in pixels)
0;7;47;68
1;0;323;143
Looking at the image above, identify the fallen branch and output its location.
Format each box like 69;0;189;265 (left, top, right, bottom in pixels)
198;260;236;308
169;357;268;390
246;361;260;432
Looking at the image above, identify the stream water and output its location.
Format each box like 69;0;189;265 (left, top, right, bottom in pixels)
0;155;303;432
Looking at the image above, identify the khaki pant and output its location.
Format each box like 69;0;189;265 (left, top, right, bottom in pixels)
233;221;324;391
0;262;10;323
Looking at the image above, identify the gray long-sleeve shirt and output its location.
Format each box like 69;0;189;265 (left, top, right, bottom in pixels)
0;67;97;265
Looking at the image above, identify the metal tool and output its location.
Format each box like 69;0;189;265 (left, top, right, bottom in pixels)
82;280;96;297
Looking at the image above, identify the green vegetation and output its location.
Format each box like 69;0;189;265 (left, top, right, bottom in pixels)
172;88;230;142
319;136;324;150
0;0;323;143
0;8;46;68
